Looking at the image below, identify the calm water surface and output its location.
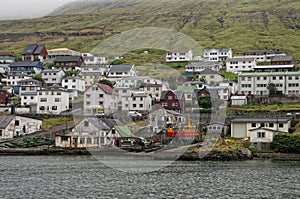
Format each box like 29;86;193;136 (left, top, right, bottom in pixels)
0;156;299;198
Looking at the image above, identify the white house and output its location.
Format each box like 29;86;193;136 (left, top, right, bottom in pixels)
121;91;152;112
0;64;10;73
37;86;70;115
226;57;257;73
0;52;15;64
0;115;42;139
20;92;38;107
42;69;65;86
3;74;32;86
166;49;193;62
230;95;247;106
230;117;291;150
84;83;118;115
62;76;86;92
237;71;300;96
81;53;107;65
203;48;232;62
107;65;136;79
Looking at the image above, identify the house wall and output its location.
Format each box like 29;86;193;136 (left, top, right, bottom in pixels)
166;50;193;62
84;84;117;115
42;70;65;85
198;74;224;85
238;72;300;96
62;78;86;92
37;90;70;114
226;59;256;73
55;136;100;148
231;123;247;138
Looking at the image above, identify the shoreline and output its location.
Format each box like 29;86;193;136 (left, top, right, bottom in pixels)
0;147;300;161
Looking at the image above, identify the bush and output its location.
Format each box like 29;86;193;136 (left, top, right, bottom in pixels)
271;133;300;153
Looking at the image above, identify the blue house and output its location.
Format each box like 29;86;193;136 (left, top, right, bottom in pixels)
9;61;43;75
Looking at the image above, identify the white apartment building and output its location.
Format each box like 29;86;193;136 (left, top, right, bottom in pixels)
238;71;300;96
166;49;193;62
243;50;286;62
185;61;222;72
226;57;256;73
3;74;32;86
121;92;152;112
37;86;70;115
84;83;118;115
203;48;232;62
42;69;65;86
62;76;86;92
47;48;81;60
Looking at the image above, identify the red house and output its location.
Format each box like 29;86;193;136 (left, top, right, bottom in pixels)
156;90;185;113
22;44;48;62
0;90;7;105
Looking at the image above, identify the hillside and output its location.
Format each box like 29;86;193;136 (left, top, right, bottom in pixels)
0;0;300;62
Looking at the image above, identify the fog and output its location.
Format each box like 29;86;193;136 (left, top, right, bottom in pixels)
0;0;77;20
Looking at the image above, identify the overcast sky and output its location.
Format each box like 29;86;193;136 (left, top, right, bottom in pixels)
0;0;77;20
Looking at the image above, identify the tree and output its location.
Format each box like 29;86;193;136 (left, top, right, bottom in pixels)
197;95;211;108
33;74;44;83
64;70;80;78
98;79;114;88
267;83;281;96
111;59;123;65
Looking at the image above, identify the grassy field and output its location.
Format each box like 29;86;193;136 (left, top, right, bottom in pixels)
0;0;299;63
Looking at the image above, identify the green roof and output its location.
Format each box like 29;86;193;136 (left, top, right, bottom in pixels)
176;85;196;93
239;71;300;77
115;126;134;138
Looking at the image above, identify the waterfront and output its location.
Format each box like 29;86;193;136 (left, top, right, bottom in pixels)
0;156;299;198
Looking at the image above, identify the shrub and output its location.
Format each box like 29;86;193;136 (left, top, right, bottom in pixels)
271;133;300;153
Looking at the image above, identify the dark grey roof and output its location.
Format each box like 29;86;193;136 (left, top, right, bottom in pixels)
63;76;84;80
199;68;222;75
39;86;69;92
160;91;168;100
109;65;133;73
227;57;255;62
271;56;293;62
22;44;37;55
231;118;291;123
244;50;274;54
183;71;200;77
10;61;41;67
54;56;82;62
0;115;14;129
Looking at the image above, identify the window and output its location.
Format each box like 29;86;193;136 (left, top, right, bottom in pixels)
40;98;47;102
87;138;92;144
279;123;284;128
94;137;99;144
139;104;143;108
80;138;85;144
99;94;104;98
133;104;137;108
55;98;60;102
260;123;265;127
257;132;265;138
24;96;27;100
251;123;256;127
57;92;61;95
269;123;274;128
39;106;45;110
168;96;173;100
15;120;20;126
61;136;68;141
52;106;57;110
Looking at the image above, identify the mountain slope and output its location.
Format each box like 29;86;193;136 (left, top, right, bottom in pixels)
0;0;299;62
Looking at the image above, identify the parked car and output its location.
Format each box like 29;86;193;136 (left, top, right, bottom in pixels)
128;111;142;117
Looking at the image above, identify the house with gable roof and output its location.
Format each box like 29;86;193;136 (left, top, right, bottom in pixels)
107;64;136;79
54;56;85;71
84;83;118;115
9;61;43;75
203;48;232;62
62;76;86;92
42;69;65;86
22;44;48;62
156;90;185;113
0;52;15;64
0;115;42;140
197;68;224;85
166;49;193;62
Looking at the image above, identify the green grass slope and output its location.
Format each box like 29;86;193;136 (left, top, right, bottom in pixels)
0;0;299;62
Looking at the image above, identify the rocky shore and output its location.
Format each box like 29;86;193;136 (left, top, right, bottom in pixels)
1;147;299;161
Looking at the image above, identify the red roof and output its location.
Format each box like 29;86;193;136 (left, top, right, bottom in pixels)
97;84;117;95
